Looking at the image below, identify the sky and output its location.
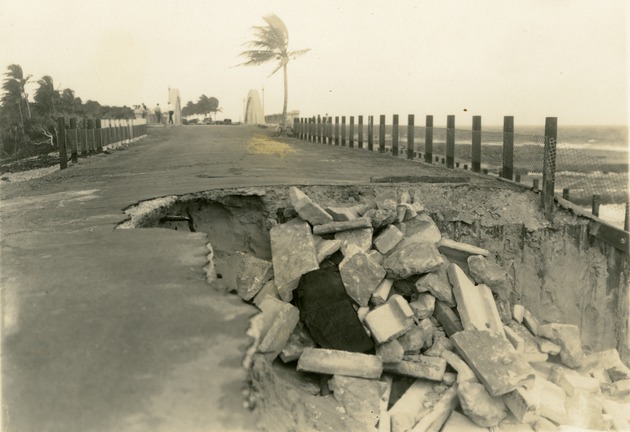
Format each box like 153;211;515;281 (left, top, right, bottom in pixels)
0;0;628;127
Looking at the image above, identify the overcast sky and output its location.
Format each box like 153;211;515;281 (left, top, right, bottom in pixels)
0;0;627;126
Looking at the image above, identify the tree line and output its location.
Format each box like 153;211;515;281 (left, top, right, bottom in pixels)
181;95;220;119
0;64;135;159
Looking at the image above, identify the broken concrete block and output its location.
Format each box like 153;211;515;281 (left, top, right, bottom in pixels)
551;368;600;396
409;293;436;320
442;411;488;432
252;278;280;307
496;298;513;325
329;375;388;427
234;252;274;301
371;278;394;306
408;384;458;432
507;322;549;363
607;366;630;383
397;203;418;222
442;373;457;387
388;379;435;432
415;271;455;307
396;205;407;223
580;348;630;382
357;306;370;323
325;205;360;221
374;225;404;254
339;251;386;307
432;300;463;337
398;190;412;205
384;355;447;381
288;186;334;225
513;304;525;323
564;389;607;430
418;318;435;349
441;350;478;383
279;321;316;363
368;249;385;265
257;298;300;360
297;348;383;379
365;294;415;343
602;398;630;431
383;241;443;280
335;227;374;254
438;238;490;257
270;218;319;302
448;264;504;335
315;239;342;263
533;416;559;432
424;336;454;358
379;375;394;432
467;255;511;300
377;339;405;363
503;386;540;424
458;381;508;427
504;325;525;353
522;310;542;339
396;213;442;245
538;323;584;368
451;330;536;396
398;325;426;354
312;217;372;235
364;208;398;229
537;337;561;355
536;377;569;425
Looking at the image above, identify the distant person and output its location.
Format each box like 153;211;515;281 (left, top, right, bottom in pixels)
168;102;174;124
142;103;148;119
154;103;162;123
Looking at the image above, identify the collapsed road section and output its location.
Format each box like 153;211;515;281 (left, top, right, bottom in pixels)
118;183;629;431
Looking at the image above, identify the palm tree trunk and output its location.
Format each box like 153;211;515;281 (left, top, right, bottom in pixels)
282;63;288;126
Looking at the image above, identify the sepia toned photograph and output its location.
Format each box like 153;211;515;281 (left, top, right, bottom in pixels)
0;1;628;431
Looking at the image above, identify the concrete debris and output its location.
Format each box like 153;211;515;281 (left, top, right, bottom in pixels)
240;189;630;431
288;186;334;225
297;348;383;379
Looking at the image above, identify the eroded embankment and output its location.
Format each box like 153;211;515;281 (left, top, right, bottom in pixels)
117;183;629;430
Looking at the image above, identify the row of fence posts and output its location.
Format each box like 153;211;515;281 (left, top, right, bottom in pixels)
292;114;627;230
56;117;147;170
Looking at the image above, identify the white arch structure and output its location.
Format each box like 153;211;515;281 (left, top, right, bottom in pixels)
244;89;264;125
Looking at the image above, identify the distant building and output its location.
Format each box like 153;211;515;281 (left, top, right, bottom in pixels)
244;90;264;125
265;110;300;125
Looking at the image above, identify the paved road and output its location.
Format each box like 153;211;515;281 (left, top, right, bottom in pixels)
0;125;502;432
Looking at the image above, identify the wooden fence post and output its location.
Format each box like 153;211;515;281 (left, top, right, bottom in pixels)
96;118;103;153
349;116;355;148
341;116;346;146
472;116;481;172
407;114;415;160
625;202;629;232
542;117;558;220
502;116;514;180
317;115;322;143
446;115;455;168
425;115;433;163
592;195;601;217
88;119;95;154
392;114;399;156
57;117;68;169
68;118;78;163
562;188;570;200
379;115;386;153
367;115;374;151
358;115;364;149
335;116;340;145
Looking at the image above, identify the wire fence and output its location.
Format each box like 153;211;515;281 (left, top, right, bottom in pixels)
294;115;629;231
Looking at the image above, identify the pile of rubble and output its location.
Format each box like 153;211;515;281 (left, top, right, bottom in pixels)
232;186;630;432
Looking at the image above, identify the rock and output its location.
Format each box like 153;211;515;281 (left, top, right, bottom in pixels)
374;225;404;254
467;255;511;300
602;398;630;431
538;323;584;368
513;304;525;323
252;278;281;307
365;294;415;343
398;325;426;354
280;321;316;362
442;411;488;432
383;241;443;280
288;186;334;225
398;190;412;204
415;271;455;307
424;336;454;358
383;355;447;381
522;308;541;337
378;375;394;432
457;381;508;427
442;373;457;387
368;249;385;264
256;298;301;361
438;238;490;257
335;227;374;254
440;350;477;383
409;293;436;320
297;348;383;379
313;217;373;235
537;337;561;355
325;205;360;221
371;278;394;306
364;208;398;229
533;417;559;431
329;375;388;427
579;348;630;382
536;377;569;425
503;386;540;424
451;330;536;396
395;213;442;245
234;252;274;301
564;389;608;430
507;322;549;363
551;368;600;396
448;264;503;335
387;379;435;432
407;384;459;432
315;239;342;263
496;299;513;325
339;251;386;307
432;300;464;337
270;218;319;301
418;318;435;349
376;339;405;363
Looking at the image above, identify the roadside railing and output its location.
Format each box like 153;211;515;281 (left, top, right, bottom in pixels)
293;114;629;252
56;117;147;170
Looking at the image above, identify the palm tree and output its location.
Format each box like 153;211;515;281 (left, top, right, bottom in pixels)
239;14;309;126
